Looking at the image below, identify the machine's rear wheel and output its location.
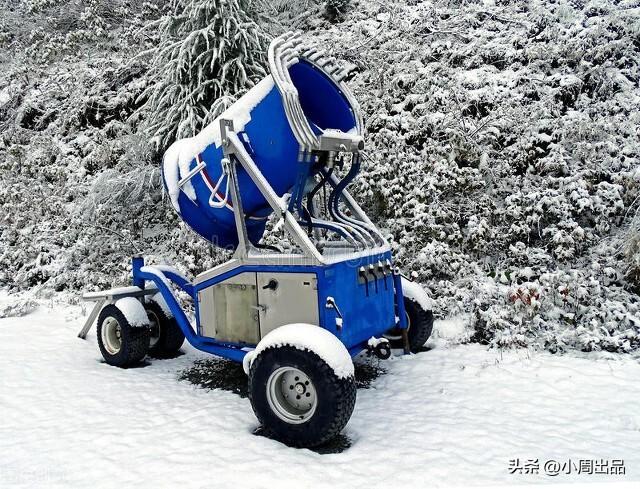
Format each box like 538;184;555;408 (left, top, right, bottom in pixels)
384;297;434;353
97;304;150;368
145;301;184;358
248;345;356;447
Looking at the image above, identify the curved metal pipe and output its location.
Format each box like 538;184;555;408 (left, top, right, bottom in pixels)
268;32;318;151
327;157;380;247
298;217;361;249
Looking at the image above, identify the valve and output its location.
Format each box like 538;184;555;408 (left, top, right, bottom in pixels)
262;279;278;291
367;337;391;360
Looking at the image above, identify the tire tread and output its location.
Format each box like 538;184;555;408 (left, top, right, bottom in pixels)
405;298;434;352
145;301;185;358
249;345;356;447
97;304;149;368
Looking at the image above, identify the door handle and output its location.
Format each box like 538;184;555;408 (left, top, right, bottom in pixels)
262;279;278;291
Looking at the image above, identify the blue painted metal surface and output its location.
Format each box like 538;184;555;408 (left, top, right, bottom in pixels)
132;255;401;362
313;252;396;348
133;263;247;362
163;60;359;248
132;256;145;290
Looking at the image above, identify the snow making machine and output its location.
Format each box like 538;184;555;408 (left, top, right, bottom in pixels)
80;32;434;447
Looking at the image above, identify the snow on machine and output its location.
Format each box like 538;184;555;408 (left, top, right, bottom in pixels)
79;32;434;447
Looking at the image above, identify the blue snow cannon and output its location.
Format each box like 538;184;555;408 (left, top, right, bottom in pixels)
162;45;361;247
81;32;435;448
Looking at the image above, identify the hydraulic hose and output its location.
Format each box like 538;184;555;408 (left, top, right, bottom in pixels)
327;156;380;247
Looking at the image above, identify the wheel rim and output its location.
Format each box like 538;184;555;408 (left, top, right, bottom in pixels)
102;317;122;355
266;367;318;424
383;310;411;341
147;310;161;348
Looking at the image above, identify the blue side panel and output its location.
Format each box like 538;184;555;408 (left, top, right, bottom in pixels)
317;252;396;348
134;251;400;362
190;252;396;355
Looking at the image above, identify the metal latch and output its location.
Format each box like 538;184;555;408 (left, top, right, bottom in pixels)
358;266;370;296
325;297;344;331
262;279;278;291
368;264;379;293
377;260;388;290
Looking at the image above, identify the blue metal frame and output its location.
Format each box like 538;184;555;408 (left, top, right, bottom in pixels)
132;254;408;363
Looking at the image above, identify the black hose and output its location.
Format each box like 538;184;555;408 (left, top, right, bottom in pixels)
327;156;377;247
306;167;334;223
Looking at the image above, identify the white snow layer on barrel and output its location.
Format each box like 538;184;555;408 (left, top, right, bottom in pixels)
243;323;354;379
163;76;275;212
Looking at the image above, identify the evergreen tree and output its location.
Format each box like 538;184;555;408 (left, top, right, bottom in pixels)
324;0;350;22
138;0;268;150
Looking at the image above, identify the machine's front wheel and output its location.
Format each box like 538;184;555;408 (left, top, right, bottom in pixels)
145;301;184;358
248;345;356;448
97;304;150;368
384;297;434;353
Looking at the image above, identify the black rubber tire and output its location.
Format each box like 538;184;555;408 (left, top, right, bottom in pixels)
248;345;357;448
385;297;434;353
97;304;150;368
145;301;185;358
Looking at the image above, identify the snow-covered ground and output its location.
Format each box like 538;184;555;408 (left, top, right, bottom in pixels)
1;294;639;488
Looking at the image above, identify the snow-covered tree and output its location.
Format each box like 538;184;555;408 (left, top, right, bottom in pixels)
137;0;268;150
325;0;350;22
624;210;640;288
1;0;639;354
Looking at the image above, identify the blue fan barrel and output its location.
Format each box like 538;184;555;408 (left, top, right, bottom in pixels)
162;60;359;249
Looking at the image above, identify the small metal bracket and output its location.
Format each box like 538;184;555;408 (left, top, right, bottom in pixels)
368;264;379;293
358;266;370;297
220;119;235;152
368;264;380;281
377;260;389;290
317;133;364;153
358;266;369;285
